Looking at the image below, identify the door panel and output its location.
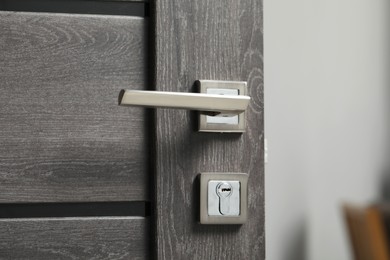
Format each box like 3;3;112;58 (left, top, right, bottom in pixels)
0;12;148;202
0;217;149;259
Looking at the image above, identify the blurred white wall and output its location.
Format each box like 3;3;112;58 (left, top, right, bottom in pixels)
264;0;390;259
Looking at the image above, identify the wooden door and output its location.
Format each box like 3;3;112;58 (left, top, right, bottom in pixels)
0;0;264;259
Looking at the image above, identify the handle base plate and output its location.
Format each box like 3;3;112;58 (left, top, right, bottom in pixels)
197;80;247;133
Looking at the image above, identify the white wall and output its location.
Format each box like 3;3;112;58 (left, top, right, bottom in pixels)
264;0;390;259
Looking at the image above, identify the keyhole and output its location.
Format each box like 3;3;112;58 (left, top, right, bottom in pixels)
216;182;233;215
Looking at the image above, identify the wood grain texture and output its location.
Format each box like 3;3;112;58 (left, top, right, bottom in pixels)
0;12;148;202
0;217;149;259
153;0;264;259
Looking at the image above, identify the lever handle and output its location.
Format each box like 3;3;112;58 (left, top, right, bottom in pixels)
118;80;249;132
118;90;250;115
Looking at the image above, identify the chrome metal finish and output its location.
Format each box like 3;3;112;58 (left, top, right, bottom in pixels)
205;89;239;125
216;182;233;215
118;80;249;133
200;173;248;224
197;80;247;133
209;181;240;216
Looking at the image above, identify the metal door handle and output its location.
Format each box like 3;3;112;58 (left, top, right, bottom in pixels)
118;90;250;115
118;80;249;133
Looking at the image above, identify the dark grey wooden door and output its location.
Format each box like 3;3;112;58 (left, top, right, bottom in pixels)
153;0;264;259
0;0;264;259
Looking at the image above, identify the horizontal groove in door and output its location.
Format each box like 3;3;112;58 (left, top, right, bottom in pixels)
0;201;150;218
0;12;149;202
0;0;148;17
0;217;149;259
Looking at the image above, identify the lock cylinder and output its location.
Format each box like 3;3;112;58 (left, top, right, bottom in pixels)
199;173;248;224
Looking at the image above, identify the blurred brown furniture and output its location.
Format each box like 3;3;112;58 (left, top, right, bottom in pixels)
343;204;390;260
